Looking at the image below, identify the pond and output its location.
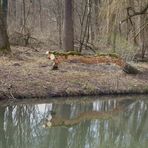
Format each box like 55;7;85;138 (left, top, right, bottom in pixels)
0;96;148;148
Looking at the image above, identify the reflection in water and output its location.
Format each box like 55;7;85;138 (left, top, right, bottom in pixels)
0;97;148;148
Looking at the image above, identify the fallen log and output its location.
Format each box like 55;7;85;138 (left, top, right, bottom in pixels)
46;51;140;74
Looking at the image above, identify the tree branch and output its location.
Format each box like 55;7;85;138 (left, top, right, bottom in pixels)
119;3;148;33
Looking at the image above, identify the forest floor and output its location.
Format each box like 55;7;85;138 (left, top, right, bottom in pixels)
0;46;148;100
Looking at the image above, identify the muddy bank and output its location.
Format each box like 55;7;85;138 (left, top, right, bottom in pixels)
0;46;148;100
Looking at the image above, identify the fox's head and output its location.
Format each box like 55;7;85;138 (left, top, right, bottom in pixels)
46;51;55;60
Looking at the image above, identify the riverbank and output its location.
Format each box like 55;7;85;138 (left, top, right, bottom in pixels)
0;46;148;100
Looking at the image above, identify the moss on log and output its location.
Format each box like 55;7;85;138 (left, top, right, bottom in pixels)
49;51;120;58
49;51;81;56
96;52;119;58
48;51;140;74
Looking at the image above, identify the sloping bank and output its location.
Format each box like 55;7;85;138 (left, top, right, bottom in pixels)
0;55;148;100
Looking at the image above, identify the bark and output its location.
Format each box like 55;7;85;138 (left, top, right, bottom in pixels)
139;2;148;59
94;0;100;41
22;0;26;29
0;3;10;54
57;0;63;49
2;0;8;25
64;0;74;51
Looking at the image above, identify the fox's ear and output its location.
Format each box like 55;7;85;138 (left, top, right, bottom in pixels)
46;51;49;55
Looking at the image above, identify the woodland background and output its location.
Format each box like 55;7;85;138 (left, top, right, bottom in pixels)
1;0;148;60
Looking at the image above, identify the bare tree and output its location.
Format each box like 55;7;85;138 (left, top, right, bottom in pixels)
64;0;74;51
0;1;10;54
5;0;148;59
2;0;8;25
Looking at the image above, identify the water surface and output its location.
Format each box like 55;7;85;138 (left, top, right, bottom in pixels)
0;96;148;148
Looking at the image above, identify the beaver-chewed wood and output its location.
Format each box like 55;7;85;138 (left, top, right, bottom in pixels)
46;51;139;74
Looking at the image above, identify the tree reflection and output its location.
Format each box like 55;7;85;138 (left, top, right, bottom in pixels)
0;106;6;148
0;98;147;148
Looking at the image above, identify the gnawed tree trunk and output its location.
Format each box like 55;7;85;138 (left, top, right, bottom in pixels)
64;0;74;51
0;3;10;54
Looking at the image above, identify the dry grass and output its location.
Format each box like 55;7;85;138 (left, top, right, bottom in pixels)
0;46;148;99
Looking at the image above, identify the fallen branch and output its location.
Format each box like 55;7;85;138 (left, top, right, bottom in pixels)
46;51;140;74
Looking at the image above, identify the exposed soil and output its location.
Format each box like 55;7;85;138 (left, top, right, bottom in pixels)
0;46;148;100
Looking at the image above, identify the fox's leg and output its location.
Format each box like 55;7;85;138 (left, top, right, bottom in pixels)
51;58;59;70
52;62;58;70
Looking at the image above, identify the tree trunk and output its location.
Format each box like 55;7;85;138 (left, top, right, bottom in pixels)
57;0;63;49
0;3;10;54
2;0;8;26
64;0;74;51
22;0;26;29
140;4;148;60
94;0;100;41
